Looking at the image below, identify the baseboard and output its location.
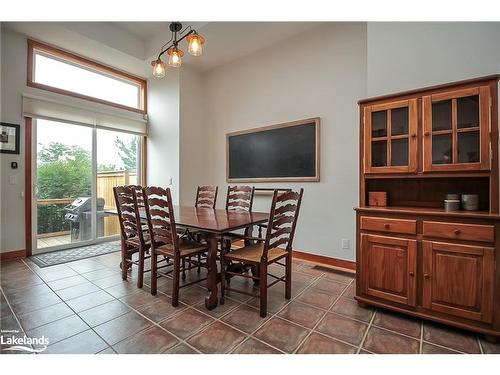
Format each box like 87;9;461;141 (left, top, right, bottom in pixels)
233;240;356;273
292;250;356;273
0;249;27;261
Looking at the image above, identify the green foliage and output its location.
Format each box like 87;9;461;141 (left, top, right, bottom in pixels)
37;142;92;234
36;136;138;236
114;136;137;171
97;163;118;172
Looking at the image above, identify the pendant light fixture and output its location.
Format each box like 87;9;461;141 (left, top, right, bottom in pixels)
151;22;205;78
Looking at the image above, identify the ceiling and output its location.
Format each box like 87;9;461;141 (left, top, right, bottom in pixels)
162;22;322;71
114;22;172;39
3;21;323;74
115;21;323;71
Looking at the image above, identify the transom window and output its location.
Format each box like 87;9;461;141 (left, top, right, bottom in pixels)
28;40;147;113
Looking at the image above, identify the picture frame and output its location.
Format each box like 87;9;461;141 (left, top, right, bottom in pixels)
226;117;320;182
0;122;21;154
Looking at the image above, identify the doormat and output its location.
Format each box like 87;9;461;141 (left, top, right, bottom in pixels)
29;241;120;268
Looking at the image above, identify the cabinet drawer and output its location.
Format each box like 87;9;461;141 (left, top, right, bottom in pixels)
360;216;416;235
423;221;494;243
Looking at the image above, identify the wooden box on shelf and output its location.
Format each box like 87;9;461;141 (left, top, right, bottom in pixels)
368;192;387;206
355;75;500;343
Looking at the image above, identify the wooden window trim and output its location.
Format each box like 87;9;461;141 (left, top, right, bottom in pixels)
27;39;147;114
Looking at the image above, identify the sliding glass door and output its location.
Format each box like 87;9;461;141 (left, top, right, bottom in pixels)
33;119;142;254
96;128;141;240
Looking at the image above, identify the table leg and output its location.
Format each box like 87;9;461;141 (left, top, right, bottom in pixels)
205;233;219;310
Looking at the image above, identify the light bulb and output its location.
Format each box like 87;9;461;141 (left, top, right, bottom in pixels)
151;59;166;78
167;47;183;68
187;33;205;57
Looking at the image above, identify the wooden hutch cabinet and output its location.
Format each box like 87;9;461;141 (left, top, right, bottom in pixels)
355;75;500;342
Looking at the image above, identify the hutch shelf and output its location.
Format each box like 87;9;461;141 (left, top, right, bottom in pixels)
355;75;500;342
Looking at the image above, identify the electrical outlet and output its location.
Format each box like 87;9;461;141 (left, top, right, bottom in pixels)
168;177;173;185
341;239;350;249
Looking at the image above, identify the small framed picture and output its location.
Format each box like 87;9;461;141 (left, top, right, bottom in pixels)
0;122;20;154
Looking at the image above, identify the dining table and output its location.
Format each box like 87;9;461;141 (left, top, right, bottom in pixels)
108;205;269;310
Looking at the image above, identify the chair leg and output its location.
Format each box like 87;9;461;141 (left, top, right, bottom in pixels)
224;239;232;285
172;256;180;307
121;243;128;281
252;265;260;285
137;246;145;289
220;255;226;305
182;258;186;280
151;250;157;295
285;254;292;300
259;263;268;318
197;254;201;274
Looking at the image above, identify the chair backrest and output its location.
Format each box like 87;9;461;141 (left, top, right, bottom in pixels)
262;189;304;259
142;186;178;251
195;185;218;208
124;185;145;208
225;185;255;212
113;185;145;244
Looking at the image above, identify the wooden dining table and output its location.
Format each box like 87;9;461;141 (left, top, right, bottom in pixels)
109;205;269;310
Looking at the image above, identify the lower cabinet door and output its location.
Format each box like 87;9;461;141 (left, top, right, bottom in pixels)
360;234;417;306
422;240;494;323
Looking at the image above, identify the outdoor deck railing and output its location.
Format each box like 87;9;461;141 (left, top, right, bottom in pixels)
36;170;137;239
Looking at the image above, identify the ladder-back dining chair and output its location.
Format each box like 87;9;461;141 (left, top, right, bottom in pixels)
221;185;256;280
220;188;304;317
113;185;150;288
195;185;218;208
143;186;209;307
185;185;219;276
225;185;255;212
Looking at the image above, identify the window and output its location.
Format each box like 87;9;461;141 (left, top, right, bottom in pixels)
28;40;147;113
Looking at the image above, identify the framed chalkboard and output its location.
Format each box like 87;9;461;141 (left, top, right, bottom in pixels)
226;118;320;182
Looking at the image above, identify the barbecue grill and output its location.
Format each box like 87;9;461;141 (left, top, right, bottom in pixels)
64;197;106;241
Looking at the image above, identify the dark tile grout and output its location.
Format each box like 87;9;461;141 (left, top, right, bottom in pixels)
0;255;485;354
0;258;414;354
18;258;116;352
23;256;206;354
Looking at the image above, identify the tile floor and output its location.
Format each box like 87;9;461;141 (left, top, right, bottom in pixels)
1;252;499;354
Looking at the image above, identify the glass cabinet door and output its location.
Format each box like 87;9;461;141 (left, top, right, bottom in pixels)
423;86;490;172
364;99;418;174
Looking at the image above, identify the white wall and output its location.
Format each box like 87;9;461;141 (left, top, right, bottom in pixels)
0;28;28;253
146;70;181;203
367;22;500;96
0;26;151;253
179;67;210;206
200;23;367;261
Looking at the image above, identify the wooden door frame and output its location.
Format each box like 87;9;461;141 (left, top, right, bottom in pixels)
24;117;33;257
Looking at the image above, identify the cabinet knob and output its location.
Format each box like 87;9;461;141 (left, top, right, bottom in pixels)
454;229;461;235
409;271;414;277
424;131;430;137
424;273;430;279
411;133;417;138
384;223;390;229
